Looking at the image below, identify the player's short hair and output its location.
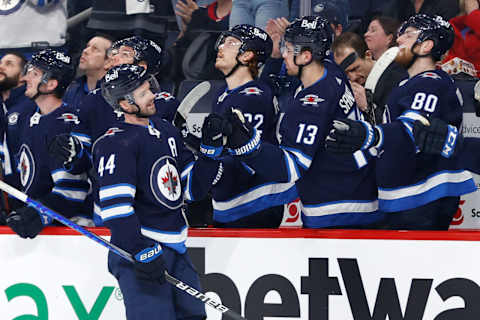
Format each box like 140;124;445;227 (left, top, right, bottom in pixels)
2;51;27;70
332;32;368;59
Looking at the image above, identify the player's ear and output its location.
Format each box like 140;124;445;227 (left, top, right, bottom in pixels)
420;39;435;56
365;50;373;61
46;78;59;91
118;99;133;113
239;51;254;64
138;61;148;71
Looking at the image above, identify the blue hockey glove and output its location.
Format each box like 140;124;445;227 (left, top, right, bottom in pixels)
325;119;382;153
48;134;84;166
224;108;261;157
413;118;461;158
6;206;52;239
133;243;166;284
200;113;231;158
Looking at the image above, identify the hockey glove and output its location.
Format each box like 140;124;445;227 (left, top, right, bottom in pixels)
325;119;382;153
133;243;166;284
224;108;261;157
173;112;189;138
48;134;84;167
6;206;52;239
413;118;460;158
200;113;231;158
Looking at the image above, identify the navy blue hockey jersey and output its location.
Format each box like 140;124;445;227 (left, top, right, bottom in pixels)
242;61;383;228
93;118;194;254
15;103;89;217
187;79;298;224
376;69;476;212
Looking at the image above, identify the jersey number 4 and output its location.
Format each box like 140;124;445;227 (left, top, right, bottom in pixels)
98;154;116;177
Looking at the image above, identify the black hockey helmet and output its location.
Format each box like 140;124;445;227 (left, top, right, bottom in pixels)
101;64;150;112
284;15;334;61
25;49;75;95
109;36;164;75
398;14;454;60
215;24;273;63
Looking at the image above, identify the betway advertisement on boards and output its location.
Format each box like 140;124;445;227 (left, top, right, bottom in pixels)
0;229;479;319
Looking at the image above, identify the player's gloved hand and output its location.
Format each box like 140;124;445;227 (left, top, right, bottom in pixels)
6;206;52;239
48;134;83;166
325;118;382;153
200;113;230;158
413;118;460;158
173;112;188;138
133;243;166;284
224;108;261;157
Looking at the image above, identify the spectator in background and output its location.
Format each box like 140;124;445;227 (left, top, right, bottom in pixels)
442;0;480;78
290;0;350;36
364;16;400;60
170;0;231;81
396;0;459;22
229;0;289;30
63;34;114;109
332;32;408;124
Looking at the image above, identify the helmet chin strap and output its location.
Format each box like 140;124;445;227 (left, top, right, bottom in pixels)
29;75;54;101
121;96;151;118
224;55;249;78
405;43;431;69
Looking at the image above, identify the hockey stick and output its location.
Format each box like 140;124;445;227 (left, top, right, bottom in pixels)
0;180;246;320
176;81;211;122
363;47;399;123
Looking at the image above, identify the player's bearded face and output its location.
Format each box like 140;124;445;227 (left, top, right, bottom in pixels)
133;81;156;117
0;72;20;92
395;27;419;68
0;55;23;92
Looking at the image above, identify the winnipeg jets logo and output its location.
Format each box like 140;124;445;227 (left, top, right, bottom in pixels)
421;72;442;80
240;87;263;95
156;92;174;101
17;144;35;191
0;0;24;15
300;94;324;105
58;113;80;125
217;91;229;103
8;112;19;125
150;156;182;208
29;112;41;127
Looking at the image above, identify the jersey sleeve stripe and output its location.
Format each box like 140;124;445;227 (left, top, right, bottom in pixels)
181;162;194;180
281;146;312;169
99;184;136;201
100;203;135;221
51;169;88;183
140;225;188;245
52;187;88;201
212;181;297;211
378;170;475;201
183;168;194;201
302;199;379;216
282;149;300;182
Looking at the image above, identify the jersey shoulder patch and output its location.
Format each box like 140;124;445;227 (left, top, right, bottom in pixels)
155;91;175;101
57;113;80;125
240;87;264;95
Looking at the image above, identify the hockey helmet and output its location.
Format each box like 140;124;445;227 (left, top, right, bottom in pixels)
284;15;334;61
398;14;454;60
25;49;75;94
101;64;151;111
215;24;273;63
109;36;164;75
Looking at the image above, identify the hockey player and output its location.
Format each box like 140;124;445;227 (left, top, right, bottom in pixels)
49;36;174;224
93;64;205;320
325;14;477;229
197;24;294;227
212;16;383;228
6;49;90;238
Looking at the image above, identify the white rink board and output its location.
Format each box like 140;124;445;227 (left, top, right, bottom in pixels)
0;233;478;319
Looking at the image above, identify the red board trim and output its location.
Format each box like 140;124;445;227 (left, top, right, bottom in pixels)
1;226;480;241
